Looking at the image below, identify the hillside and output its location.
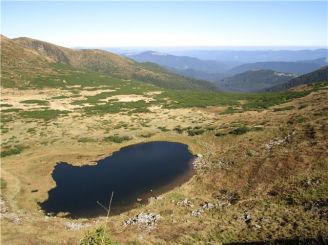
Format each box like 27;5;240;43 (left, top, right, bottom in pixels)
266;66;328;92
228;58;327;75
216;70;297;92
167;68;225;83
1;36;216;90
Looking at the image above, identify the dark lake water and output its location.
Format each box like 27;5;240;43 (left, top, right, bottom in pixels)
40;141;195;218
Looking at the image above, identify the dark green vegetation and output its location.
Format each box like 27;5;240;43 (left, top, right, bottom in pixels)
80;227;120;245
0;145;25;158
228;58;326;75
157;89;312;111
20;100;49;106
0;178;7;190
267;66;328;91
228;126;250;135
104;135;131;144
20;109;68;121
216;70;296;92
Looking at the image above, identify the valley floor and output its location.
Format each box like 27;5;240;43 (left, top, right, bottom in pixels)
1;84;328;244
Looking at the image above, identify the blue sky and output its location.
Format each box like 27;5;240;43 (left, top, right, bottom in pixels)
1;1;327;48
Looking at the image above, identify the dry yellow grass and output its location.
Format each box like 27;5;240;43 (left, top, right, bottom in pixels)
1;86;328;244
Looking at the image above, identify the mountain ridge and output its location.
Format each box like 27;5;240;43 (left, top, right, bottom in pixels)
2;35;216;90
266;66;328;92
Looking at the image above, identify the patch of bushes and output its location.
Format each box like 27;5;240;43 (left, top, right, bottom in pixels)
2;108;22;113
20;109;69;121
215;132;226;137
140;132;155;138
1;103;13;107
104;135;131;143
0;178;7;190
229;126;250;135
80;227;120;245
1;145;25;157
158;126;170;132
220;107;242;115
187;128;205;136
273;106;295;112
27;128;36;133
20;99;49;106
174;126;184;134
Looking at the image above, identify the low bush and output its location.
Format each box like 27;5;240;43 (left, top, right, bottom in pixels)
104;135;131;143
229;126;250;135
80;227;120;245
1;145;25;157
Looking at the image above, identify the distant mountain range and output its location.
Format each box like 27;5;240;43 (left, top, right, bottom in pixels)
1;35;216;90
126;50;327;92
266;66;328;92
216;70;297;93
168;49;328;63
2;36;326;93
125;51;231;74
228;58;327;75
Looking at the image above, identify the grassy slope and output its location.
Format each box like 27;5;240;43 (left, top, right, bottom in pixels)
1;83;327;244
266;66;328;92
5;36;216;90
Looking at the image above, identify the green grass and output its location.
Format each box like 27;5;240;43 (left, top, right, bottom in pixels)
187;127;205;136
1;103;13;107
228;126;250;135
20;109;69;121
84;101;151;115
1;108;22;113
1;145;25;158
0;178;7;190
20;99;49;106
156;89;311;113
104;135;131;143
80;227;120;245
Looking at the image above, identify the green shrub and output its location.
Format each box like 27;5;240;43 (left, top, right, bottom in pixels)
174;126;184;134
20;99;49;106
104;135;131;143
0;178;7;190
215;132;226;137
140;132;155;138
2;108;22;113
78;137;98;143
229;126;250;135
1;145;25;157
158;126;170;132
80;227;120;245
20;110;68;121
187;128;205;136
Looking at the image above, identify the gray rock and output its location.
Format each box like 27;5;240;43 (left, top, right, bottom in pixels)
124;212;160;228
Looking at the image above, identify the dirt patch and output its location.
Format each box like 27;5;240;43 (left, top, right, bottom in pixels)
101;94;153;103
